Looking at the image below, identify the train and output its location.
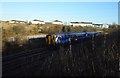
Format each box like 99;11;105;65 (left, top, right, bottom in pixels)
46;31;100;45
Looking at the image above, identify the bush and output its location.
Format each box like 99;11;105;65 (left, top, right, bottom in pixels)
14;35;27;46
13;25;27;35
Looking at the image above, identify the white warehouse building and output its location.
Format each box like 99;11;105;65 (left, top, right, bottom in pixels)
93;24;109;28
69;22;93;27
52;20;63;25
9;20;26;24
102;24;109;28
31;19;45;25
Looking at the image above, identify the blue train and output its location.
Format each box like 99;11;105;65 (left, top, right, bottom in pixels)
46;31;100;45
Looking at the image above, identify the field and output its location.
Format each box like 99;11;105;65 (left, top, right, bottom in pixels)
2;27;120;77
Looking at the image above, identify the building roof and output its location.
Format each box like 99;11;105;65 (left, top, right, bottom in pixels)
70;22;92;24
10;20;25;22
53;20;62;22
80;22;93;24
93;24;103;26
33;19;44;22
70;22;81;24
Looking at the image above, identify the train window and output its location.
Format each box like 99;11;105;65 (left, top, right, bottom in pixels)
84;34;88;36
58;37;62;40
87;34;90;36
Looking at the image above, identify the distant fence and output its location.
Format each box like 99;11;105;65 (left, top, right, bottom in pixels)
7;34;47;42
26;34;46;39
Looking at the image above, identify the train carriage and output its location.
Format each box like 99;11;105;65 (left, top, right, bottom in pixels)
46;31;100;45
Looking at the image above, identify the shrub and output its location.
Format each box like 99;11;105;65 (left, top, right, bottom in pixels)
13;25;27;35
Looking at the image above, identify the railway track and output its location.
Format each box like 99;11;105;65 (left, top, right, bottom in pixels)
2;46;53;76
3;46;50;60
